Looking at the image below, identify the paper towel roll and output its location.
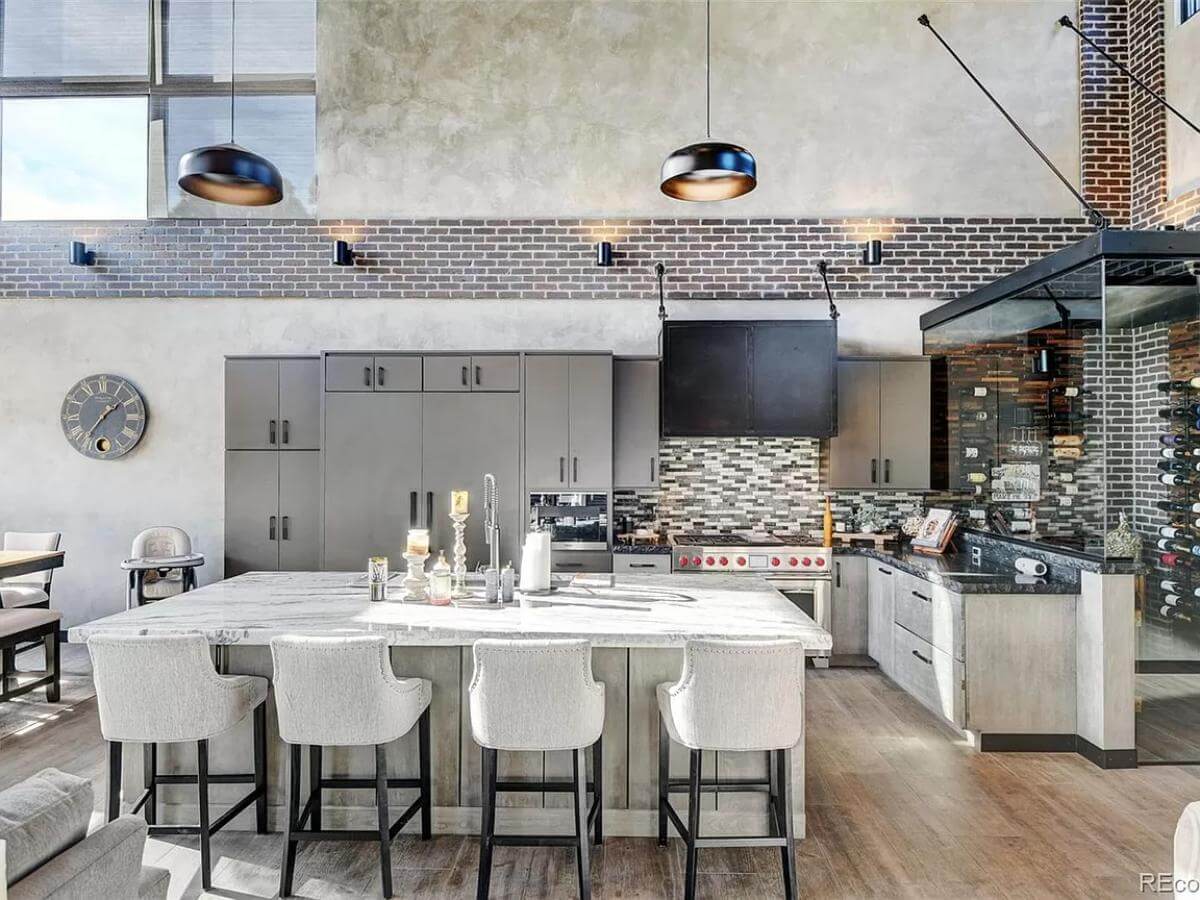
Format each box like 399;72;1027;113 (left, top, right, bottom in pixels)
519;531;552;592
1014;557;1047;577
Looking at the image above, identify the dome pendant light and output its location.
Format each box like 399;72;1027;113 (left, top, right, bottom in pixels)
178;0;283;206
660;0;756;201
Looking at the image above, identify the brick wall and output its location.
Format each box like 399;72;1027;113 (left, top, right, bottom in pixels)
1079;0;1133;226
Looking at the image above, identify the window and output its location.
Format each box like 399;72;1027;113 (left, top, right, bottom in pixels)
1;97;148;220
1185;0;1199;24
0;0;315;220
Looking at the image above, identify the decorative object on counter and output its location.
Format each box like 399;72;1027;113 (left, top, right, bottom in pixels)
595;241;614;267
69;240;95;266
402;551;429;602
1014;556;1048;577
659;2;756;201
901;514;924;538
822;494;834;547
332;239;356;266
429;552;452;606
501;562;515;603
368;556;389;603
829;531;899;551
449;510;471;599
406;529;430;556
911;507;958;555
916;14;1108;229
1104;514;1143;560
854;500;884;533
519;530;552;593
484;567;499;602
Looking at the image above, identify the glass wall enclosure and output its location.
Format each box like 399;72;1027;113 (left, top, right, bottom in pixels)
922;230;1200;764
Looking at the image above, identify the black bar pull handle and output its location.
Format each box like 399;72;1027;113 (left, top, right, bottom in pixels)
573;457;579;482
475;365;482;386
835;561;841;588
558;562;584;569
629;562;659;569
364;365;372;387
461;365;469;386
410;491;418;527
282;420;289;444
377;366;386;387
912;590;930;603
281;516;290;540
559;457;565;483
269;516;277;541
912;649;932;665
884;458;891;483
650;458;656;482
870;458;878;483
426;492;433;528
269;419;277;445
877;567;892;576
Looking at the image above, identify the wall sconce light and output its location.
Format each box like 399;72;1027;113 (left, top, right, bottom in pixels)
332;239;356;266
595;241;614;267
861;239;883;266
69;240;95;266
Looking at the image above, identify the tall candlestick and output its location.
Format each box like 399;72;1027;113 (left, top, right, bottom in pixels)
450;512;471;599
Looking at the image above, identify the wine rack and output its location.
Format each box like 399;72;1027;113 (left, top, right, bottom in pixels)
1151;383;1200;628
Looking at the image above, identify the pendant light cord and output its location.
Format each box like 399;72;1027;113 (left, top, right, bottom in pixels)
705;0;711;139
229;0;237;143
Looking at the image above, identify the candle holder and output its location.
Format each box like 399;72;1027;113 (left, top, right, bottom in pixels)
402;551;430;602
449;512;471;598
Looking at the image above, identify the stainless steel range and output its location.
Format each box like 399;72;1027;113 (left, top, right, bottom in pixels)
671;532;832;667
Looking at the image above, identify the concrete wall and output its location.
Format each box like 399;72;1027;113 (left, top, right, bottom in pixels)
0;295;938;627
317;0;1081;219
1166;0;1200;198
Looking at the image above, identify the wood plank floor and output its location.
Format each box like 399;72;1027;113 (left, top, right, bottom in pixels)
2;665;1198;898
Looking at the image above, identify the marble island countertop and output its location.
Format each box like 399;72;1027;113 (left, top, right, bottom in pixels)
68;571;832;649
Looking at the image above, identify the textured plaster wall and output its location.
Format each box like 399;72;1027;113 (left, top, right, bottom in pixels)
1165;0;1200;198
0;295;935;627
317;0;1082;219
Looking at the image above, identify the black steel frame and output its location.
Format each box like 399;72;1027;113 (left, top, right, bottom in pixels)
0;617;58;703
106;701;268;892
657;718;797;900
280;707;432;900
476;737;603;900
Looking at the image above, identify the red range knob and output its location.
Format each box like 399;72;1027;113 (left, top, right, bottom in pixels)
815;558;826;567
719;556;729;566
802;557;812;567
789;557;799;567
771;556;781;567
705;556;715;566
679;556;689;567
692;556;702;567
736;556;747;567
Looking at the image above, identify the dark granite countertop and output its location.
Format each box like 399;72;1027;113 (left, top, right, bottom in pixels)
835;545;1081;595
612;543;672;555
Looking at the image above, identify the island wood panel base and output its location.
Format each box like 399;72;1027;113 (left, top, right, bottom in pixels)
123;646;807;837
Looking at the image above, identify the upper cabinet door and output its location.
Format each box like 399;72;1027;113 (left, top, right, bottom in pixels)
278;359;320;450
470;355;520;392
828;360;881;489
225;358;280;450
751;323;836;436
524;355;571;488
879;360;931;490
325;355;376;392
373;355;423;392
613;358;659;489
422;355;472;392
568;355;613;489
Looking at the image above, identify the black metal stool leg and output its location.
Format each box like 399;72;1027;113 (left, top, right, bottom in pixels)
778;748;797;900
767;749;778;837
253;702;268;834
592;734;603;845
44;630;59;702
684;749;701;900
310;744;323;833
142;743;157;826
476;747;496;900
107;741;122;822
657;717;669;847
419;706;432;840
573;747;592;900
375;744;393;899
197;738;212;891
280;744;300;898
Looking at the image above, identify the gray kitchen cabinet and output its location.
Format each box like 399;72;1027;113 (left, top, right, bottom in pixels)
525;355;571;488
322;392;424;570
325;354;376;392
420;393;521;570
225;357;319;451
424;354;520;392
831;554;868;656
225;451;281;575
278;451;321;570
613;358;660;489
867;562;896;676
567;354;613;489
373;355;423;392
325;354;421;392
828;358;930;490
422;355;472;392
552;550;613;574
612;554;671;574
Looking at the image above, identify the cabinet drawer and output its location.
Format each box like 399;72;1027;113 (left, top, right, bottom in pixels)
471;355;520;391
892;623;964;728
612;554;671;574
325;355;376;391
423;355;472;391
373;356;423;392
894;572;964;661
551;550;612;573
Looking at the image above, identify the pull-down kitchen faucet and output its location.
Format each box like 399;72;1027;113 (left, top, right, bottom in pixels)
483;473;500;573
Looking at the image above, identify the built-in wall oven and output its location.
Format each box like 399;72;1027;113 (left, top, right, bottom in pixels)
528;492;609;550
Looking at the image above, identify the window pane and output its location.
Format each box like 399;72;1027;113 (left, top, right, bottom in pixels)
158;94;315;216
165;0;316;78
1;0;149;79
2;97;147;220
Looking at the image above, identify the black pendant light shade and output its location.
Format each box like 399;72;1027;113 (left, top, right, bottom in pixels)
660;141;756;201
178;143;283;206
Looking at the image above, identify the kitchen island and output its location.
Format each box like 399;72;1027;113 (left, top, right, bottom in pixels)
70;572;829;837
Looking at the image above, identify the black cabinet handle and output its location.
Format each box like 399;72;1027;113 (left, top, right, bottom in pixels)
282;516;290;540
461;365;469;387
377;366;386;387
426;492;433;528
871;458;877;483
558;562;585;569
573;457;579;482
912;590;930;603
884;458;891;483
650;458;656;482
364;365;372;387
877;567;891;576
559;456;565;483
410;491;418;527
912;649;932;665
835;560;841;588
269;419;277;445
269;515;277;541
475;365;481;386
629;562;659;569
282;420;289;444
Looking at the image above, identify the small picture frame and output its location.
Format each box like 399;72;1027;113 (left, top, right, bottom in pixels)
911;508;958;554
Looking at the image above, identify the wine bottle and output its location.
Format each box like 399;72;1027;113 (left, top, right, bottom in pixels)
1158;551;1187;568
1161;579;1185;593
1156;538;1200;555
1160;525;1194;539
1053;386;1094;397
1158;460;1199;473
1161;447;1200;459
1158;405;1200;421
1162;594;1200;608
1160;604;1194;622
1162;434;1192;447
1158;500;1200;514
1159;472;1196;486
1157;378;1200;392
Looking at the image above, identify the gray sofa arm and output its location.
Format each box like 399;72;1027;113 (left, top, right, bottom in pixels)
9;815;147;900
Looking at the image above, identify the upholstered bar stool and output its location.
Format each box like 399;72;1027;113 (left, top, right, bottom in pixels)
469;638;605;900
270;635;432;900
88;633;269;892
657;639;805;900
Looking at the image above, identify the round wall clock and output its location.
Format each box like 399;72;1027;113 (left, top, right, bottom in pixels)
60;374;148;460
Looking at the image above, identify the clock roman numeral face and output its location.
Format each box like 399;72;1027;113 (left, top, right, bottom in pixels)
60;374;147;460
